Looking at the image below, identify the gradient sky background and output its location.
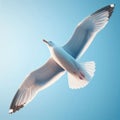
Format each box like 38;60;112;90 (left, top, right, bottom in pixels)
0;0;120;120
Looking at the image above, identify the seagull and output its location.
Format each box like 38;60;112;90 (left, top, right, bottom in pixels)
9;4;115;114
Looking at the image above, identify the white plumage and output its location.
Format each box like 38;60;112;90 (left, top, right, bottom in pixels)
9;4;115;114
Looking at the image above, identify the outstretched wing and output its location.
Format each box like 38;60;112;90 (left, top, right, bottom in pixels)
9;58;64;113
63;4;115;58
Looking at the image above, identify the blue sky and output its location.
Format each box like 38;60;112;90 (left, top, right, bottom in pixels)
0;0;120;120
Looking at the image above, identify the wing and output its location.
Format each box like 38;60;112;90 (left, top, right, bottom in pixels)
63;4;115;58
9;58;64;113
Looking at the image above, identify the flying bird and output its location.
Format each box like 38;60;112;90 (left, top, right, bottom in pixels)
9;4;115;113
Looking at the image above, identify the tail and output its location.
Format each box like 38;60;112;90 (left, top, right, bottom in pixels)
68;61;96;89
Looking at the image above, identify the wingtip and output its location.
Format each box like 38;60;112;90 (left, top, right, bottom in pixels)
108;4;115;18
110;4;115;8
9;104;24;114
9;89;25;114
9;109;13;114
92;4;115;18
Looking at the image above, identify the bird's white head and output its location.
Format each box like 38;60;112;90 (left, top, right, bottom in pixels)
43;39;55;47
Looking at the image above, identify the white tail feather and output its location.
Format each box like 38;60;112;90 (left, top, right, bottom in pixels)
68;61;96;89
68;73;89;89
80;61;96;78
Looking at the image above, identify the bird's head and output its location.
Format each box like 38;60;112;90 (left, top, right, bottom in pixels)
43;39;55;47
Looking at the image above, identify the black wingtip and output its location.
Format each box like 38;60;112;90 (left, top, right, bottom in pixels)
9;104;24;114
9;90;24;114
92;4;115;18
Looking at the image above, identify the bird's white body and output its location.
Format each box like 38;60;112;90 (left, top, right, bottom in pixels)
49;46;80;74
46;42;94;84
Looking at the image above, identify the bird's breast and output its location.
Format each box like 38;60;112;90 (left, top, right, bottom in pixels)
50;47;80;73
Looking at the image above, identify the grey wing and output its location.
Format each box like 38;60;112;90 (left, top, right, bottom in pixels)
63;4;115;58
9;58;64;113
